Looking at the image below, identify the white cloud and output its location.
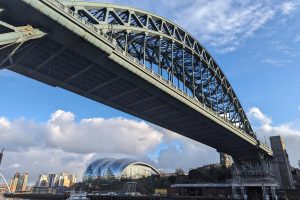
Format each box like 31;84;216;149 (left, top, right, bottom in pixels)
248;107;272;125
0;110;164;183
0;118;44;152
0;117;10;129
2;107;298;185
91;0;299;53
262;58;293;66
0;110;164;156
281;1;299;15
0;110;218;184
154;139;218;172
9;163;20;169
298;105;300;110
45;110;163;155
248;107;300;167
171;0;275;53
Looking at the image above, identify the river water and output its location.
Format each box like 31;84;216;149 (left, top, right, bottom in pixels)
0;195;28;200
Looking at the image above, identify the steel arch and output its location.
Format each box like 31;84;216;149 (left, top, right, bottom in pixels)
59;1;255;138
0;173;10;192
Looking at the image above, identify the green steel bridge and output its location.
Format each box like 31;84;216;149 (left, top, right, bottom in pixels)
0;0;273;161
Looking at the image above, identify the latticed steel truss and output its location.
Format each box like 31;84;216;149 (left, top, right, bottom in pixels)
61;1;256;138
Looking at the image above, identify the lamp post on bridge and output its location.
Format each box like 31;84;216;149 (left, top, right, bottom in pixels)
109;24;114;43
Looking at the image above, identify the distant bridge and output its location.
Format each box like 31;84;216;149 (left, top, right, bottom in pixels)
0;149;10;193
0;0;273;161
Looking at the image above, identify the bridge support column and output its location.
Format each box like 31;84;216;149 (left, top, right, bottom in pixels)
262;186;267;200
271;186;278;200
241;187;247;200
231;186;247;200
232;186;237;199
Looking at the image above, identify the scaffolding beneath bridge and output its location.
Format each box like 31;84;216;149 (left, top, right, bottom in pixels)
231;158;279;200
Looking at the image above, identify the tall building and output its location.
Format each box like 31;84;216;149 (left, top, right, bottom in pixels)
15;173;28;192
9;172;20;192
270;136;295;189
36;174;49;187
58;173;76;187
67;174;76;186
48;174;57;188
35;173;76;188
219;152;233;168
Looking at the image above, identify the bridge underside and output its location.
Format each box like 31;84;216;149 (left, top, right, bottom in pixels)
0;0;271;161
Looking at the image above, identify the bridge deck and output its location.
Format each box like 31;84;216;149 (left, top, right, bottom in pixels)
0;0;273;161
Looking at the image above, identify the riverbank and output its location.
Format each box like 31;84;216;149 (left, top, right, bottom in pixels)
3;193;67;199
3;193;230;200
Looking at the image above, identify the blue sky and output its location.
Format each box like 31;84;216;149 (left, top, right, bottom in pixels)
1;0;299;123
1;0;300;184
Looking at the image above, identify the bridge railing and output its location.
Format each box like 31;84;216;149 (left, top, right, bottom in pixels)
45;0;271;149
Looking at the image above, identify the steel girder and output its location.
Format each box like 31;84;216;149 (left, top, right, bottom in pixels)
59;1;256;138
0;20;46;68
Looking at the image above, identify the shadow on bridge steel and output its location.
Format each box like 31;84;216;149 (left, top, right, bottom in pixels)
0;0;273;161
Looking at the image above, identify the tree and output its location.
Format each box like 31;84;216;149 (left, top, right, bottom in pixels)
175;168;185;175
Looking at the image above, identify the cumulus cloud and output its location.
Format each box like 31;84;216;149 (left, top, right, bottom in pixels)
1;107;299;185
0;117;10;129
0;110;164;183
248;107;272;126
248;107;300;167
0;110;217;184
0;110;163;156
0;118;44;152
45;110;163;155
154;139;218;172
281;1;300;15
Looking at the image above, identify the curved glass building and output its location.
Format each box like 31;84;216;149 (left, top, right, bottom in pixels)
83;158;160;181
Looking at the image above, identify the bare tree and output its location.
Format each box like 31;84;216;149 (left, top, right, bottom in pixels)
175;168;185;176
